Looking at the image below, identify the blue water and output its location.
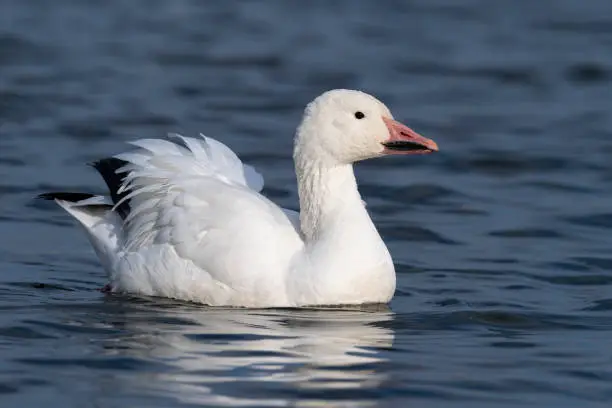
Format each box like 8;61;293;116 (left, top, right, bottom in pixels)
2;0;612;406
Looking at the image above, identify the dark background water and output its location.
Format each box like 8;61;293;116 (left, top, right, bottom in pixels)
1;0;612;406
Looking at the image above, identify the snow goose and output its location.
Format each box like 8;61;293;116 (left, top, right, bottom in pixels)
40;89;438;307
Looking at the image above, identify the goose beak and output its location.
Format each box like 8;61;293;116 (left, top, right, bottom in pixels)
381;117;438;155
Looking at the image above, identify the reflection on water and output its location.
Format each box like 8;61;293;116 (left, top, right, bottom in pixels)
95;299;394;407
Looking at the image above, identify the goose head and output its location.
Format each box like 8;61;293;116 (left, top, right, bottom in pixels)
294;89;438;165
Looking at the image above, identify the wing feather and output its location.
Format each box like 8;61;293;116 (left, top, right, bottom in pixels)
113;134;302;296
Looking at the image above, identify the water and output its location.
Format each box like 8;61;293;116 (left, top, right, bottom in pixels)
1;0;612;406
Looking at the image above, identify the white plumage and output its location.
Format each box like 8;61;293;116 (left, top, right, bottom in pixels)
44;89;438;308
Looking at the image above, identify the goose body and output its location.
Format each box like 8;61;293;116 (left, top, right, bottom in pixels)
41;89;438;308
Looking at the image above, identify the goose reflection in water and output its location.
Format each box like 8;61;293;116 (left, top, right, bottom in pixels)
97;298;395;407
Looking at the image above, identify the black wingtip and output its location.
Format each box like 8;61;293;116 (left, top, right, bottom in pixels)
41;158;132;218
90;157;130;219
37;192;96;202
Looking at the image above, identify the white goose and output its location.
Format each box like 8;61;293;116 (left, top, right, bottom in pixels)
41;89;438;308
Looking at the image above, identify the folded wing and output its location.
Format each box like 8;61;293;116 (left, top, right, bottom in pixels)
112;134;303;298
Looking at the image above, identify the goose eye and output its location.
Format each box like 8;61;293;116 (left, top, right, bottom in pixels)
354;111;365;119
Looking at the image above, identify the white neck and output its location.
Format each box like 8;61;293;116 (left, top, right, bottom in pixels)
296;159;362;242
292;154;395;305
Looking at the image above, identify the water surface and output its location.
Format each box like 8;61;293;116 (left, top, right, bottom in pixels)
1;0;612;406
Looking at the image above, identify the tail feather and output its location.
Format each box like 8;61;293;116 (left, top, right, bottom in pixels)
39;156;131;273
38;193;123;273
